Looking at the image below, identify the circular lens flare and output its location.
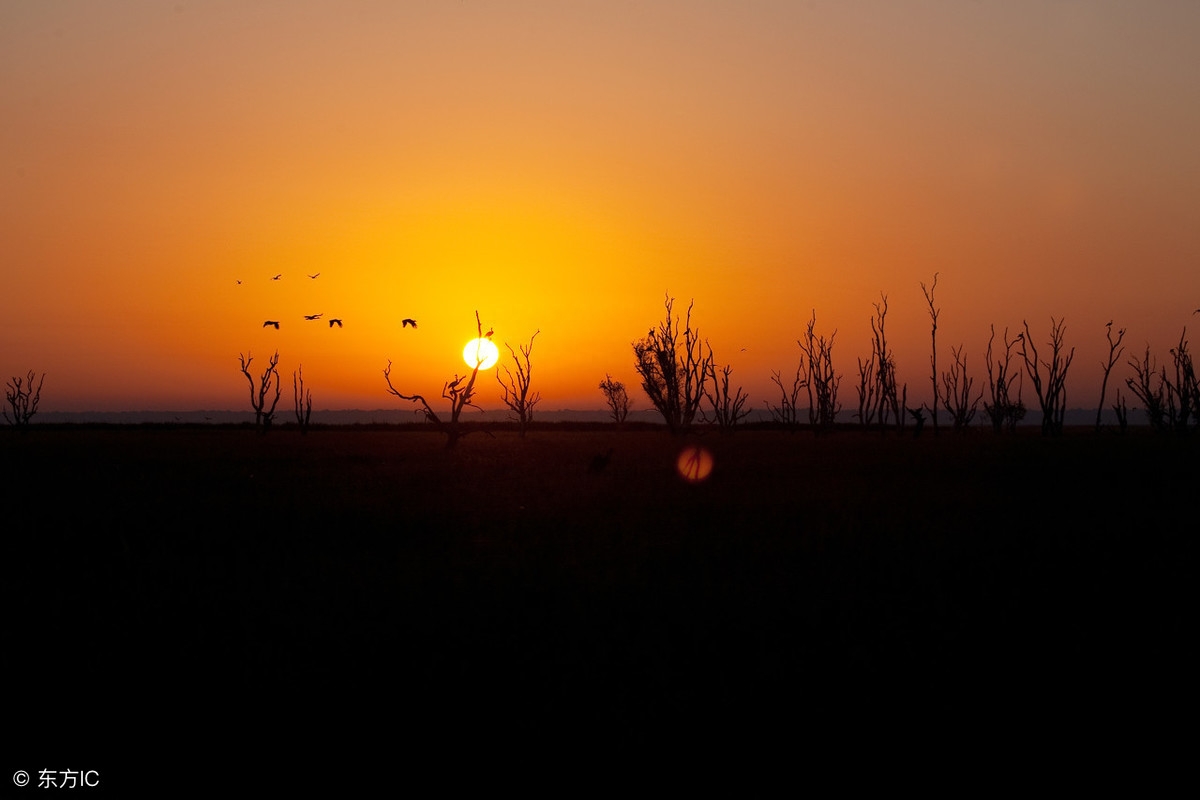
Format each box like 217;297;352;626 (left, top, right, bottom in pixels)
463;338;500;370
676;446;714;483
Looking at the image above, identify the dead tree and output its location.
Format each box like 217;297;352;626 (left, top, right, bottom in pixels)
798;310;841;433
854;355;878;428
867;295;905;432
1167;329;1199;432
702;346;751;431
239;351;282;433
385;310;491;449
497;330;541;437
938;344;981;432
1125;346;1169;431
984;325;1025;433
1126;328;1200;434
632;294;711;434
293;364;313;434
767;362;805;430
1019;318;1075;436
4;370;44;432
599;375;631;425
1112;389;1129;434
1096;322;1127;433
920;272;940;434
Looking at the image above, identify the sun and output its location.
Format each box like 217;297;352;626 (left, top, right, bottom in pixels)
463;338;500;370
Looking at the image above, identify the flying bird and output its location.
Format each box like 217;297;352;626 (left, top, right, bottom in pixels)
263;320;280;329
328;318;342;328
304;314;323;321
271;274;282;281
308;272;320;279
236;279;242;285
402;318;418;329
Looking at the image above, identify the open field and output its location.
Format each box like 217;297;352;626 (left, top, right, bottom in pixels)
4;424;1192;775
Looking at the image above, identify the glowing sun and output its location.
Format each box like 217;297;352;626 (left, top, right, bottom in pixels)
463;338;500;370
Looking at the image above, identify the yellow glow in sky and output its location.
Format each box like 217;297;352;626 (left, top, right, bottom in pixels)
3;2;1200;413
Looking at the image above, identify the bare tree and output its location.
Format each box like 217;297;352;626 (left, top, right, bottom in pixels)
938;344;981;432
1126;328;1200;434
385;310;491;449
854;354;878;428
293;364;313;434
239;351;282;433
798;310;841;432
984;325;1025;433
599;374;631;425
632;294;711;434
1096;322;1126;433
1167;329;1199;432
4;370;44;432
497;330;541;437
920;272;940;434
1112;389;1128;435
867;295;905;432
767;363;804;430
1125;345;1169;431
702;346;751;431
1019;318;1075;436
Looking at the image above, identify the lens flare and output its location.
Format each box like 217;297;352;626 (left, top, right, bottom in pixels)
676;446;714;483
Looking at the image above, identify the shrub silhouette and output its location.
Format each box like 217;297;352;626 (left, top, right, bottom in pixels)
4;370;44;432
632;294;711;434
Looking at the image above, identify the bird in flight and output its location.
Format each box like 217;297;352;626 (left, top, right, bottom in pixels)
271;274;282;281
328;318;343;328
402;318;418;329
236;279;242;285
263;320;280;329
308;273;320;279
304;314;323;321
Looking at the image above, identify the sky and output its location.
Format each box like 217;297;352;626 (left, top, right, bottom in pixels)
3;0;1199;414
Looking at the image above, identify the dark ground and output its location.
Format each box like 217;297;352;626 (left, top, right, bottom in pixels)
3;423;1192;788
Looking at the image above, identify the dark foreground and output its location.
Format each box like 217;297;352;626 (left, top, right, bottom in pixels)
3;425;1192;785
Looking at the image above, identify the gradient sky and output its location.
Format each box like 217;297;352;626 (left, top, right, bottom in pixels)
4;1;1199;413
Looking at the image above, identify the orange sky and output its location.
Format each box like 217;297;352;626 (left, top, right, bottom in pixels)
4;1;1199;414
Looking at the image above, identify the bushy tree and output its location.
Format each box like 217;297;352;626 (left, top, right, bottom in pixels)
632;294;711;434
4;370;44;432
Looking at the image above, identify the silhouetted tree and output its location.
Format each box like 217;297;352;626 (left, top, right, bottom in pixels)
767;362;804;430
867;295;905;432
239;350;282;433
938;344;981;432
702;346;751;431
385;310;491;449
4;370;44;432
1112;389;1129;434
1125;345;1168;431
293;364;313;434
599;374;631;425
920;272;940;434
1096;322;1126;433
497;330;541;438
799;310;841;433
632;294;711;434
984;325;1025;433
1019;318;1075;436
1126;328;1199;434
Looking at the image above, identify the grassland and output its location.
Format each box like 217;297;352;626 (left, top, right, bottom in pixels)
4;423;1192;773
